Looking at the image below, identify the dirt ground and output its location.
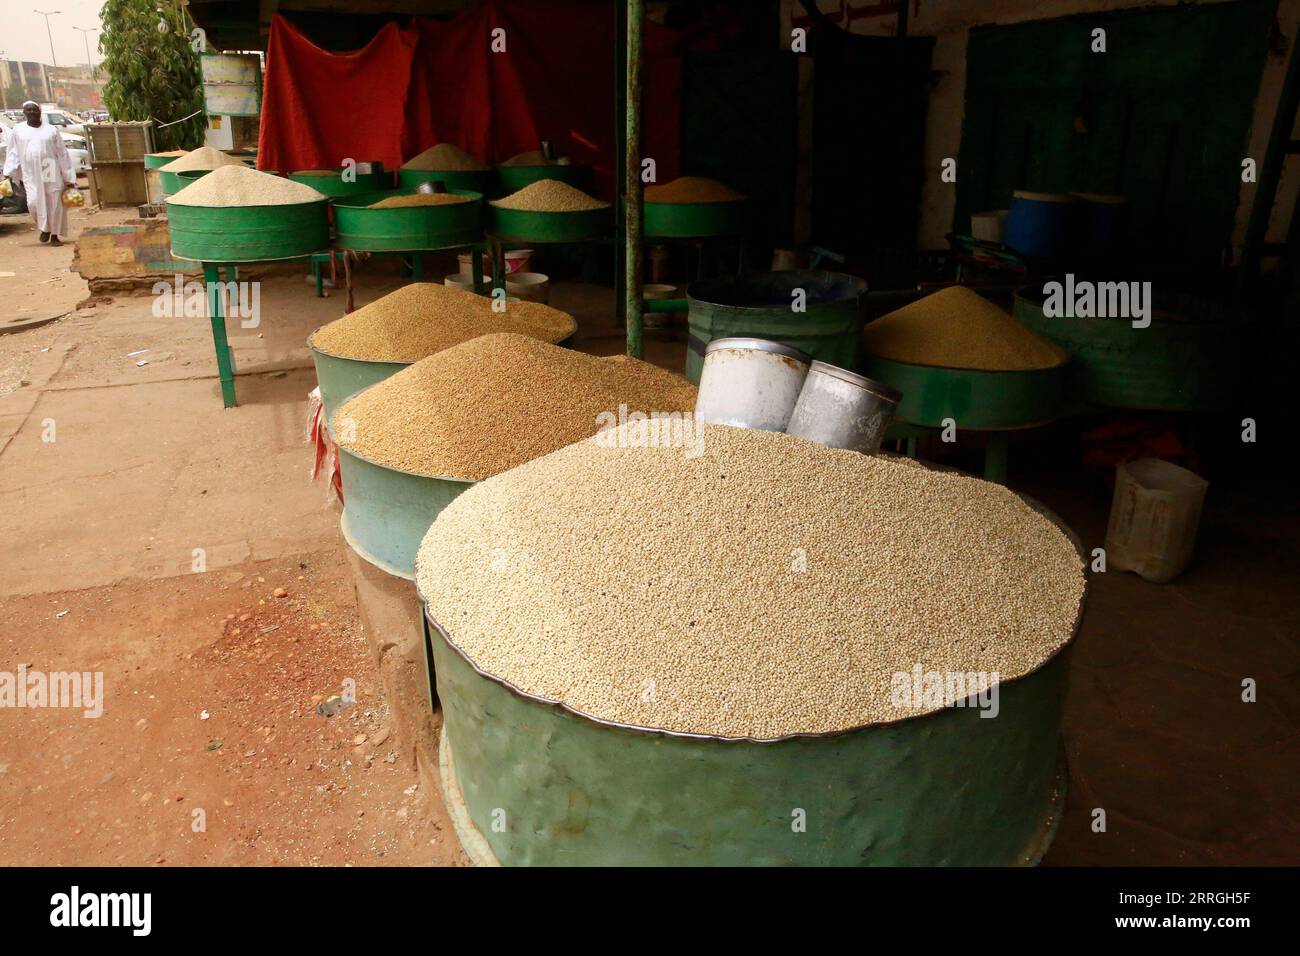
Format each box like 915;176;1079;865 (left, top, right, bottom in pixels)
0;205;466;865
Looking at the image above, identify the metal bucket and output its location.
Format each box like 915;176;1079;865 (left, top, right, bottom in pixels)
785;361;901;454
695;337;810;432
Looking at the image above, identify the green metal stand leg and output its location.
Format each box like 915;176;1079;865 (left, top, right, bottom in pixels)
204;262;237;408
470;245;484;293
412;253;423;281
490;238;505;294
984;433;1009;485
314;258;323;297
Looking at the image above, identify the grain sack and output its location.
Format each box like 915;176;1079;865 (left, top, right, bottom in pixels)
159;146;246;173
168;164;326;207
645;176;745;204
416;425;1085;739
335;333;697;480
491;179;608;212
863;286;1068;371
309;283;576;362
401;143;489;172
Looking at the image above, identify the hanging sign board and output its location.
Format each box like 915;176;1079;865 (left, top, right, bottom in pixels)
201;53;262;117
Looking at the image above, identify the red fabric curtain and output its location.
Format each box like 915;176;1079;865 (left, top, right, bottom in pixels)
258;1;695;198
257;17;418;175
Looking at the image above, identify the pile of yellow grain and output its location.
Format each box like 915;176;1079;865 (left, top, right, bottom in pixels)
167;164;326;207
491;179;608;212
645;176;745;204
401;143;489;172
367;193;474;209
334;333;697;481
415;425;1085;738
309;283;576;362
862;286;1069;371
159;146;246;173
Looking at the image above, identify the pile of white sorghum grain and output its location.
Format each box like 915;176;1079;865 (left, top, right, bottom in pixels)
862;286;1068;371
644;176;745;204
491;179;608;212
159;145;246;173
401;143;489;172
367;193;474;208
309;283;576;362
334;332;697;480
416;425;1085;739
167;165;326;207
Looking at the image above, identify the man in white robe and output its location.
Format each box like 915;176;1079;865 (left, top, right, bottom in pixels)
1;102;77;246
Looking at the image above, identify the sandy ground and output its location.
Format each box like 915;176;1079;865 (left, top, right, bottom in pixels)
0;205;466;865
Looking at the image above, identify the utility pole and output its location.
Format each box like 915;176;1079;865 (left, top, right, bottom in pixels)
35;10;61;69
74;27;97;79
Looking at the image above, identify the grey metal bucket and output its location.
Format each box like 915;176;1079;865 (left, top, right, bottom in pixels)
785;361;902;454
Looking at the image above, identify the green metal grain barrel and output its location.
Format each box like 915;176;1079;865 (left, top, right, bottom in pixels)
161;166;209;197
684;271;867;383
333;190;483;251
309;339;409;426
862;357;1068;430
488;203;609;244
1012;288;1245;411
289;168;393;198
145;152;177;171
495;163;590;195
337;446;474;580
167;198;330;262
428;596;1078;866
397;168;495;196
644;199;747;238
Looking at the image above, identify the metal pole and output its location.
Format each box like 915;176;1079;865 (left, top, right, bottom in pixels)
35;10;61;69
75;27;95;78
613;0;627;327
625;0;644;358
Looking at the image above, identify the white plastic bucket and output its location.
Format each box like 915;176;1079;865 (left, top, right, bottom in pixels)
505;272;550;304
459;249;534;277
1104;458;1209;583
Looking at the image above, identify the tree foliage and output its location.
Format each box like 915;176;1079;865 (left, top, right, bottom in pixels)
100;0;205;151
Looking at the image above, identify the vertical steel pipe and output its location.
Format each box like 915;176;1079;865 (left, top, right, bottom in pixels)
625;0;644;358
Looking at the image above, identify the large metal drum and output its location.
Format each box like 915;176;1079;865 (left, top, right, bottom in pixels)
168;198;330;262
685;271;867;384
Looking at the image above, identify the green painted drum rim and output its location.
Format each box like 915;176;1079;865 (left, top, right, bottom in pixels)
332;189;484;251
337;444;475;580
494;163;591;194
309;341;409;425
419;491;1086;865
160;167;209;196
1011;288;1244;411
287;169;393;197
396;168;495;195
487;204;609;243
644;199;747;237
862;355;1068;430
166;198;330;262
145;153;177;170
685;270;867;383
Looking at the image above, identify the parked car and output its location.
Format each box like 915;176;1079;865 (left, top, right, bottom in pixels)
39;107;86;136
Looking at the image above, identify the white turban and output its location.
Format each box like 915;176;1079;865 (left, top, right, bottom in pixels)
22;100;38;108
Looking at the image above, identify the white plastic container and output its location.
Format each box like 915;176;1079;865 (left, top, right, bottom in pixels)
458;249;534;277
505;272;549;303
695;337;810;432
1104;458;1209;583
971;209;1008;243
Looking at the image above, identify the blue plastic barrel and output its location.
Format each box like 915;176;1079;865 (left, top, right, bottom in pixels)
1003;191;1079;259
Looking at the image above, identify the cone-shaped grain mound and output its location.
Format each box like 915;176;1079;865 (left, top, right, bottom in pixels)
335;333;697;480
645;176;746;204
168;164;326;207
159;145;246;173
367;192;474;208
491;179;608;212
402;143;489;171
416;426;1085;739
309;283;576;363
863;286;1068;371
